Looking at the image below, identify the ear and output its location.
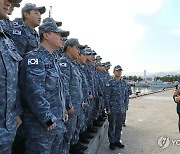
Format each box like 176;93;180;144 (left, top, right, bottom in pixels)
43;32;50;40
24;12;30;19
67;46;72;52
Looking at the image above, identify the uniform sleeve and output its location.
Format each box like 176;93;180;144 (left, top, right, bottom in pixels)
105;81;112;110
59;61;73;110
19;56;56;127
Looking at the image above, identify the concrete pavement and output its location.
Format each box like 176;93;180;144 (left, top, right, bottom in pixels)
97;89;180;154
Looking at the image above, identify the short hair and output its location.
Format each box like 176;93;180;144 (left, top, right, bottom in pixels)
22;10;31;21
39;31;51;43
63;45;74;52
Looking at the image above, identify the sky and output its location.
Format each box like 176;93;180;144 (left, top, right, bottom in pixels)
10;0;180;76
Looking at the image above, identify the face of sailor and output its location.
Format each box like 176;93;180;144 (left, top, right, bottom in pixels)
48;32;64;50
24;10;41;28
0;0;11;19
113;70;122;78
78;54;87;64
69;45;80;60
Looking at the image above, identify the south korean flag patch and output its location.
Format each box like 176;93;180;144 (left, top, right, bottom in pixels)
60;63;67;67
28;59;38;65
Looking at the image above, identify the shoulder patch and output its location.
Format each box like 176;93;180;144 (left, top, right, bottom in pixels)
13;21;19;26
59;63;67;67
28;59;38;65
12;29;21;35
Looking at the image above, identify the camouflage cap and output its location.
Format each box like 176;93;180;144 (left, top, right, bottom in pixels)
64;38;85;50
101;63;106;67
22;3;46;15
95;55;102;60
39;21;69;37
92;50;97;55
105;61;112;66
80;49;88;55
42;17;62;27
95;62;102;67
8;0;22;3
114;65;123;71
83;48;93;55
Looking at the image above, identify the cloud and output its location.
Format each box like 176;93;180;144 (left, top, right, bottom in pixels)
169;28;180;36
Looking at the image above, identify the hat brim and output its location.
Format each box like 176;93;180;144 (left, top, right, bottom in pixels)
8;0;22;3
55;29;69;37
36;6;46;14
114;69;123;71
60;31;70;37
12;3;20;7
77;45;86;49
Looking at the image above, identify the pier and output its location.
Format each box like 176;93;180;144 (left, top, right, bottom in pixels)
87;89;179;154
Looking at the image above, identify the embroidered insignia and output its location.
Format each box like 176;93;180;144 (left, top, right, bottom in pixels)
28;59;38;65
60;63;67;67
13;21;19;26
12;29;21;35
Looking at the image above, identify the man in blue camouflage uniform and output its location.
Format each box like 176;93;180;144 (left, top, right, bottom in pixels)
59;38;85;154
105;65;126;150
122;76;132;127
100;61;112;120
11;3;46;154
18;21;68;154
0;0;22;153
11;3;46;57
75;49;93;151
93;62;105;127
83;48;98;133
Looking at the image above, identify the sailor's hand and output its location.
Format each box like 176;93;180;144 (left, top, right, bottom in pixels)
47;123;56;131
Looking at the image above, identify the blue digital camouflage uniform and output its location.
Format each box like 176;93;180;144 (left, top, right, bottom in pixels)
84;62;96;127
0;18;13;34
77;63;88;132
123;80;132;124
81;63;92;129
11;17;40;154
59;54;83;154
105;77;127;144
19;45;66;153
0;25;22;153
11;21;39;57
94;69;104;120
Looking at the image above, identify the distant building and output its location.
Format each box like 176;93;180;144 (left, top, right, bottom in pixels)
144;70;147;81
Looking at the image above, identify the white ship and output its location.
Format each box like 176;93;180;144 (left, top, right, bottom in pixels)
148;80;174;88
